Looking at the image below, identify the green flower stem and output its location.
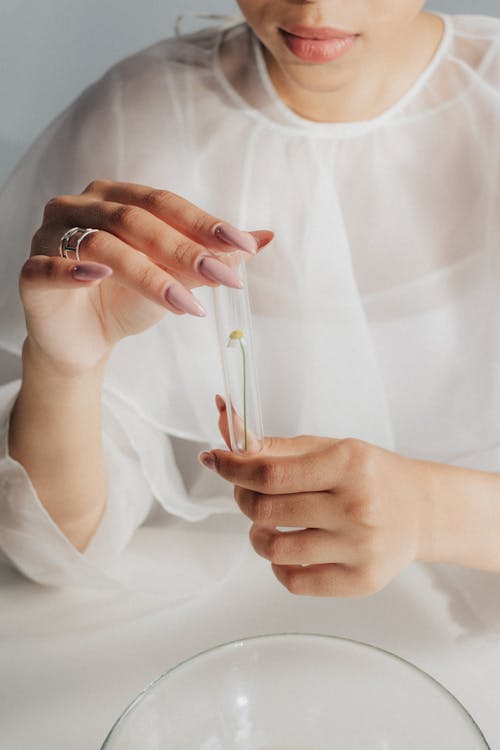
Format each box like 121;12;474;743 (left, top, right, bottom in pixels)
239;339;248;451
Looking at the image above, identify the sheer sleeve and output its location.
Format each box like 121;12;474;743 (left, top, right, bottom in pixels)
0;49;246;597
0;378;153;588
0;375;243;595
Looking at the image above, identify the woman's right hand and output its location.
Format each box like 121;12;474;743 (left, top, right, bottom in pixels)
20;180;273;376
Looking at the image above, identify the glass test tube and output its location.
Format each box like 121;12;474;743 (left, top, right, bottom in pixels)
213;253;264;454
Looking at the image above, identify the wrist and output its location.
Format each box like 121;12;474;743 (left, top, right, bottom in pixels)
415;459;450;564
416;459;500;571
22;335;110;385
13;337;109;438
10;337;109;552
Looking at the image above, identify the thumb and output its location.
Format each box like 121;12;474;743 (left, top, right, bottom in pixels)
215;394;232;450
215;394;262;453
212;396;337;458
261;434;336;457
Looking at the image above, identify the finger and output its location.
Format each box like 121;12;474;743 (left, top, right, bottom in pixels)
91;231;208;316
249;230;274;251
199;443;344;494
215;394;262;454
46;198;246;289
83;180;266;255
43;230;206;317
20;256;112;291
261;434;336;457
251;527;355;567
213;399;334;459
235;486;337;528
272;563;367;598
216;394;232;450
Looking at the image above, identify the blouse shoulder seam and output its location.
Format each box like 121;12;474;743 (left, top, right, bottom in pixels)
450;14;500;40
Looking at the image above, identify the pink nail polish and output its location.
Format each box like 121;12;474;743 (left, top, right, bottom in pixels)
215;394;226;412
250;230;274;249
199;257;244;289
199;451;217;471
164;283;206;317
214;222;257;254
71;263;113;281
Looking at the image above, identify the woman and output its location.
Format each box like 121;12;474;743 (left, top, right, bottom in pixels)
1;1;500;599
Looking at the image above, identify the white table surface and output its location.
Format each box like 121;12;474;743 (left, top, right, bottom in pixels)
2;544;500;749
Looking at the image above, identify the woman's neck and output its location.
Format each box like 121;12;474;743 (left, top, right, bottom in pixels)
263;12;445;124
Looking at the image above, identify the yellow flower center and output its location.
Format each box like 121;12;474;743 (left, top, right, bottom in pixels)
229;329;244;340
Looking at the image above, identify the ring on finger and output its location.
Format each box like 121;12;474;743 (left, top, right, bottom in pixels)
58;227;99;261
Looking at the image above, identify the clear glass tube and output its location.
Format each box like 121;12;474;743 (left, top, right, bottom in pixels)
213;253;264;454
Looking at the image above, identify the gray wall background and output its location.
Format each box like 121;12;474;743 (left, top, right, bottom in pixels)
1;0;499;185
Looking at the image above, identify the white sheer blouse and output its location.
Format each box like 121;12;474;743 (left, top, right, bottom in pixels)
0;14;499;601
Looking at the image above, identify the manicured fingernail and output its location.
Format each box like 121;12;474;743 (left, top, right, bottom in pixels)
199;257;244;289
214;222;257;254
198;451;217;472
164;283;206;317
249;230;274;249
215;394;226;412
71;263;113;281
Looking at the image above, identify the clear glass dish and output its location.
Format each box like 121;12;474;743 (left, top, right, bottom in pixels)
100;633;489;749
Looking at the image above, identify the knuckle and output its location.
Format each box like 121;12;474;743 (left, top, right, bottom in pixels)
135;262;159;292
79;229;104;256
361;494;380;526
267;534;289;563
346;494;379;528
358;451;378;485
82;179;107;195
336;437;363;467
252;496;274;523
358;520;378;547
110;204;143;232
31;227;44;246
31;227;52;254
43;195;70;221
235;487;254;517
191;213;211;237
341;438;377;477
254;460;282;490
142;188;175;213
282;568;307;596
142;227;167;257
172;239;195;267
358;528;383;566
27;257;58;279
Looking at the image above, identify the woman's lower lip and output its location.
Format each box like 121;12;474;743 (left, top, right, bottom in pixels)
281;30;357;63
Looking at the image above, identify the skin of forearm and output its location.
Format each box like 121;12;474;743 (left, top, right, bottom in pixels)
421;458;500;571
8;338;109;552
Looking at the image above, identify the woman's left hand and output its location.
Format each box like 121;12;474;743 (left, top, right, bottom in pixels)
199;404;437;597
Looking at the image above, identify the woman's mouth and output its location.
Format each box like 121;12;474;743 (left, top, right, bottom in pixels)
279;26;359;63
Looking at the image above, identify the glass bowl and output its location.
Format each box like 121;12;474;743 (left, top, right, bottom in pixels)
101;633;489;749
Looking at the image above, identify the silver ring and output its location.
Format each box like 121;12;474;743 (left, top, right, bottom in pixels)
58;227;99;262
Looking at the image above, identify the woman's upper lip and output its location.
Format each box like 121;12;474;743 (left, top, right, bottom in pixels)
281;25;358;40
